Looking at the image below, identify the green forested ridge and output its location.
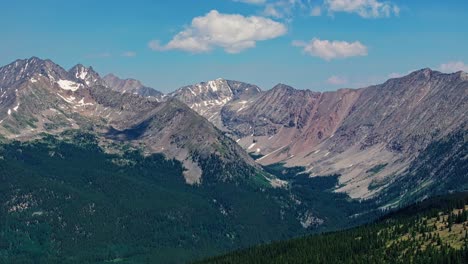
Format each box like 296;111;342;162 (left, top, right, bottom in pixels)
0;132;375;263
198;193;468;264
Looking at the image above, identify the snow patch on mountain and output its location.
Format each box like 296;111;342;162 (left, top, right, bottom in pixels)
57;80;82;91
13;103;20;112
78;68;88;80
208;80;219;92
57;93;75;103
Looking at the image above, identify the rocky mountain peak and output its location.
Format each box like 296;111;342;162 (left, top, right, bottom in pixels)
102;73;163;99
69;64;103;87
407;68;438;81
383;68;468;92
175;78;262;100
0;57;69;87
172;79;232;102
225;80;262;100
170;79;262;131
207;78;228;91
103;73;144;88
268;83;318;98
270;83;300;95
417;67;433;75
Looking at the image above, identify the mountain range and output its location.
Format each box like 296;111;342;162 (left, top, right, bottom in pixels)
0;57;467;263
1;56;467;205
173;68;468;203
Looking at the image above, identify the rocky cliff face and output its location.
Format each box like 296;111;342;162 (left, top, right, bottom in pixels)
0;57;261;185
221;84;361;157
330;69;467;154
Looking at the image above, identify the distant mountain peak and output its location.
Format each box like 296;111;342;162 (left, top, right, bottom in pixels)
416;67;433;73
69;64;102;86
393;68;468;85
103;73;143;86
272;83;295;90
170;79;262;130
0;56;69;87
411;68;435;78
269;83;306;96
103;73;117;78
9;56;54;71
102;73;163;98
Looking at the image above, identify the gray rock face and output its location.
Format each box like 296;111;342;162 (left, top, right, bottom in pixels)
170;78;261;129
103;73;163;99
222;83;322;137
329;69;468;154
69;64;105;87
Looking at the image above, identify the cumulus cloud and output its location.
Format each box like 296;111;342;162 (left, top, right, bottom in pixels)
149;10;287;54
325;0;399;18
327;75;348;85
439;61;468;73
292;38;368;60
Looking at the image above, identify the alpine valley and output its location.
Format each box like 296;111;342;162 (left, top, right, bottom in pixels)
0;57;467;263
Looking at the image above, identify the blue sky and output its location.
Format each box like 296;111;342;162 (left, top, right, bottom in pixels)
1;0;467;92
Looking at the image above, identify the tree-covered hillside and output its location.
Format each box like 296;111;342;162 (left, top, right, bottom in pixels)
0;132;375;264
198;193;468;264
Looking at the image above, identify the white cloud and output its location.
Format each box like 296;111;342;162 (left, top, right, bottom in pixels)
232;0;266;4
149;10;287;54
232;0;399;19
262;0;308;19
311;6;322;16
263;4;283;18
292;38;368;60
325;0;399;18
121;51;136;57
439;61;468;73
327;75;348;85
